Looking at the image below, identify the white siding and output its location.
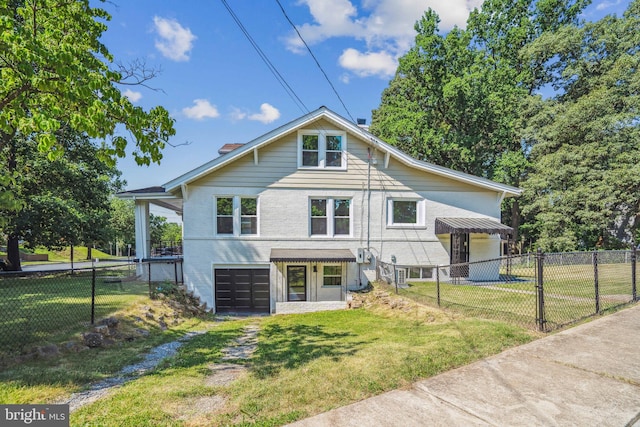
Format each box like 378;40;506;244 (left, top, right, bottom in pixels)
180;118;508;309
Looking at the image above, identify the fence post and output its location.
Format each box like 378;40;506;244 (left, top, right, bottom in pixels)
148;262;154;298
632;245;637;301
536;249;546;332
593;251;600;314
174;261;178;286
91;267;96;325
436;265;441;307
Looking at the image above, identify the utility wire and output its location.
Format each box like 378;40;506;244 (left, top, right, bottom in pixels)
219;0;309;115
275;0;356;123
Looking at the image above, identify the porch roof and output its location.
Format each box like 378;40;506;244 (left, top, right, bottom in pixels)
270;249;356;263
435;217;513;239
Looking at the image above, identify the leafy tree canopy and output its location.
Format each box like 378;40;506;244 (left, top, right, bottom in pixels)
0;0;175;218
521;1;640;251
2;128;123;269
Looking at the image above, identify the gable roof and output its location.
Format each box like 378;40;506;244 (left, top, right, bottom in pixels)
163;106;521;197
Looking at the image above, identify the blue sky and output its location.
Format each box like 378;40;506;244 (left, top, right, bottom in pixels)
99;0;633;200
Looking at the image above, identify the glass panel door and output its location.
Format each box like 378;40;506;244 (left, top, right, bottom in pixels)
287;266;307;301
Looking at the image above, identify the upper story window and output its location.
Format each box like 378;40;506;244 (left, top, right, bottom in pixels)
387;198;426;228
215;196;259;236
216;197;234;235
298;130;347;170
310;198;352;237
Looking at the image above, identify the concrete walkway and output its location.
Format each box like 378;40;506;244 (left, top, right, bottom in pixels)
291;304;640;427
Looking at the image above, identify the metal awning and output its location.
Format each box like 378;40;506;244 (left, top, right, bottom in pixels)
435;217;513;238
270;249;356;263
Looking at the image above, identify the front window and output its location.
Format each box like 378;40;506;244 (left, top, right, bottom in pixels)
325;135;342;167
240;198;257;235
334;199;350;235
409;266;434;279
393;201;417;224
302;134;319;167
310;198;351;236
388;198;425;228
215;196;259;236
298;130;347;169
216;197;234;235
311;199;327;235
323;265;342;286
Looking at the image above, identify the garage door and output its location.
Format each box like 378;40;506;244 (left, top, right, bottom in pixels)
214;268;270;313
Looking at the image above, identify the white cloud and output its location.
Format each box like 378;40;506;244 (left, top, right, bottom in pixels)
285;0;483;78
248;103;281;124
596;0;622;10
229;107;247;121
339;48;397;78
153;16;196;62
182;99;220;120
123;89;142;103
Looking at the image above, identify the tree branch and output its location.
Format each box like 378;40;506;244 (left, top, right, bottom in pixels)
111;59;165;93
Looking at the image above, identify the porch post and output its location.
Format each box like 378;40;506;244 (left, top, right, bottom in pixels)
134;200;151;260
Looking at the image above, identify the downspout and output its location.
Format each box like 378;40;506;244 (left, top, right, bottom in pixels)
367;147;372;250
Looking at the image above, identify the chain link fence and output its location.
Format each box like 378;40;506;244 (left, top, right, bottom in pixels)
378;249;637;332
0;259;183;357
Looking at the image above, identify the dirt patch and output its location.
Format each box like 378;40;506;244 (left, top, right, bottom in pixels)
174;395;228;424
204;363;248;387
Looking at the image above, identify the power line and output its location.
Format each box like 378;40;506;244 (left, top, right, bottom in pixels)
274;0;356;123
219;0;309;115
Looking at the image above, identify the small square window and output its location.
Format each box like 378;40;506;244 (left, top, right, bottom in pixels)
393;201;417;224
323;265;342;286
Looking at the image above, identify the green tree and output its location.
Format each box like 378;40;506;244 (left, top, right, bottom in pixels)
0;0;175;225
521;1;640;251
2;128;123;269
370;1;589;249
108;198;135;256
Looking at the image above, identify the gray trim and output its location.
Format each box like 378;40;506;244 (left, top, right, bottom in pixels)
435;217;513;238
270;248;356;262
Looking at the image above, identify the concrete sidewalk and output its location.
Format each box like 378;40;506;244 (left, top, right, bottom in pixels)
291;304;640;427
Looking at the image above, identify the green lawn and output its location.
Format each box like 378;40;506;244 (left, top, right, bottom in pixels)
0;268;148;354
399;262;636;330
0;287;536;426
69;303;534;426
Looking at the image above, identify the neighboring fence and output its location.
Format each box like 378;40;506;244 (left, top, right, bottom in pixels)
377;249;637;332
0;259;183;356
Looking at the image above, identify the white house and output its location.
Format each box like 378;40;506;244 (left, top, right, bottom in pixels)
120;107;521;314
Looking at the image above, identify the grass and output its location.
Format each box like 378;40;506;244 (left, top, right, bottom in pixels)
62;289;535;426
0;310;218;406
399;262;636;331
0;246;119;264
0;267;148;354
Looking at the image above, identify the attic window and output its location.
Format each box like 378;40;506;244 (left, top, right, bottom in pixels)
298;130;347;170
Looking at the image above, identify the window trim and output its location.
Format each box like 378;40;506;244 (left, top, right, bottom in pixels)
214;195;259;237
297;129;347;170
387;198;426;229
309;197;352;237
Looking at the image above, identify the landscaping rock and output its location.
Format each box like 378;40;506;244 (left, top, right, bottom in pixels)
36;344;60;359
82;332;104;348
159;321;168;331
98;317;119;329
93;325;110;336
145;312;155;320
134;328;150;337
